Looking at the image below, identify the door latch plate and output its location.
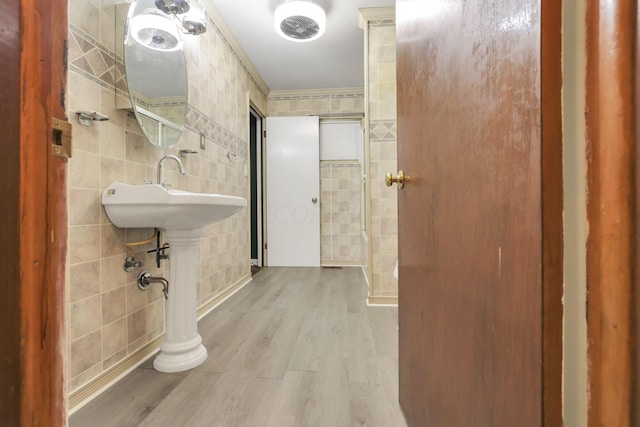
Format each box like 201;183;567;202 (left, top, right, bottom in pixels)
52;118;72;158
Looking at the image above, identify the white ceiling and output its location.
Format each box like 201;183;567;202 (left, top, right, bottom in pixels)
208;0;395;91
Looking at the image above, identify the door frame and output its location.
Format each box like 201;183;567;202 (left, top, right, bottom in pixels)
541;2;564;424
585;1;638;425
250;106;265;267
0;0;68;425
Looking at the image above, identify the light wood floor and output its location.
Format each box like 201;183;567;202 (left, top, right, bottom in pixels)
70;267;407;427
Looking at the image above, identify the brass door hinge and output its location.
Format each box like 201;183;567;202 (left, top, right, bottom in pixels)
52;118;72;158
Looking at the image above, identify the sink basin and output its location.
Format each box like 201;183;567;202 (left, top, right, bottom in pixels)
102;182;247;230
102;182;247;373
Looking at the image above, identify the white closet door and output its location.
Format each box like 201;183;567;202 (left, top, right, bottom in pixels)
265;116;320;266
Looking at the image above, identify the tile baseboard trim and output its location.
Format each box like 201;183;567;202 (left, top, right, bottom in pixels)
367;295;398;306
321;261;362;267
68;274;253;414
68;335;163;415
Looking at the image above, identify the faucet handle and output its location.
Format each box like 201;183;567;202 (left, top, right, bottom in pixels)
144;179;156;184
162;183;172;189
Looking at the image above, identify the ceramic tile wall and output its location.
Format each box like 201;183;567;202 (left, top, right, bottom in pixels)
320;162;362;264
66;0;266;394
366;18;398;297
268;91;364;117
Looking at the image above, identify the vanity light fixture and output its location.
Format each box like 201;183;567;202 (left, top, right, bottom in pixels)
180;0;207;35
274;0;326;42
154;0;190;15
130;9;182;52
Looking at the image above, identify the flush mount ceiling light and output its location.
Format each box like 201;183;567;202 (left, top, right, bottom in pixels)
131;9;182;52
274;0;326;42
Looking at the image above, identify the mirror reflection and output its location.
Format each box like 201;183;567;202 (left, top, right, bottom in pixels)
124;0;188;150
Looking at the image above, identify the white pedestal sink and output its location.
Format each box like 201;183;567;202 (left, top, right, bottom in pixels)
102;182;246;372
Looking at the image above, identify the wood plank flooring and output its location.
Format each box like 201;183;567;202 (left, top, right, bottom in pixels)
70;267;407;427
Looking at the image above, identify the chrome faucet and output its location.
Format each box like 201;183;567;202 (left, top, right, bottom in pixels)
157;155;186;188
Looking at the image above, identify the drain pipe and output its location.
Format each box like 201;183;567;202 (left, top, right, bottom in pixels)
137;271;169;299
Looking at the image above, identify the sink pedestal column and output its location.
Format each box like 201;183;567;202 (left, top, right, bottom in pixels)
153;228;208;372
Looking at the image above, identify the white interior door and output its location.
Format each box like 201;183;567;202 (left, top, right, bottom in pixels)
266;116;320;266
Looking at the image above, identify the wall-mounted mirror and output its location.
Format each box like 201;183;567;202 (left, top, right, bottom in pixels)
124;0;188;150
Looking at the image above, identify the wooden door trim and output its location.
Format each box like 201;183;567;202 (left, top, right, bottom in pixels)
635;4;640;424
0;0;69;425
541;0;564;424
586;1;637;425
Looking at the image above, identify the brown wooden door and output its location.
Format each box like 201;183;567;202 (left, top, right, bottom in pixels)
395;1;563;426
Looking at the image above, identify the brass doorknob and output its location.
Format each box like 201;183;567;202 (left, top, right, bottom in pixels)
385;170;405;189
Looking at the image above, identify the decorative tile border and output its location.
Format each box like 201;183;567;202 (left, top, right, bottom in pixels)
69;24;126;95
321;162;362;169
267;90;365;117
185;106;248;159
370;120;397;141
268;93;364;102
